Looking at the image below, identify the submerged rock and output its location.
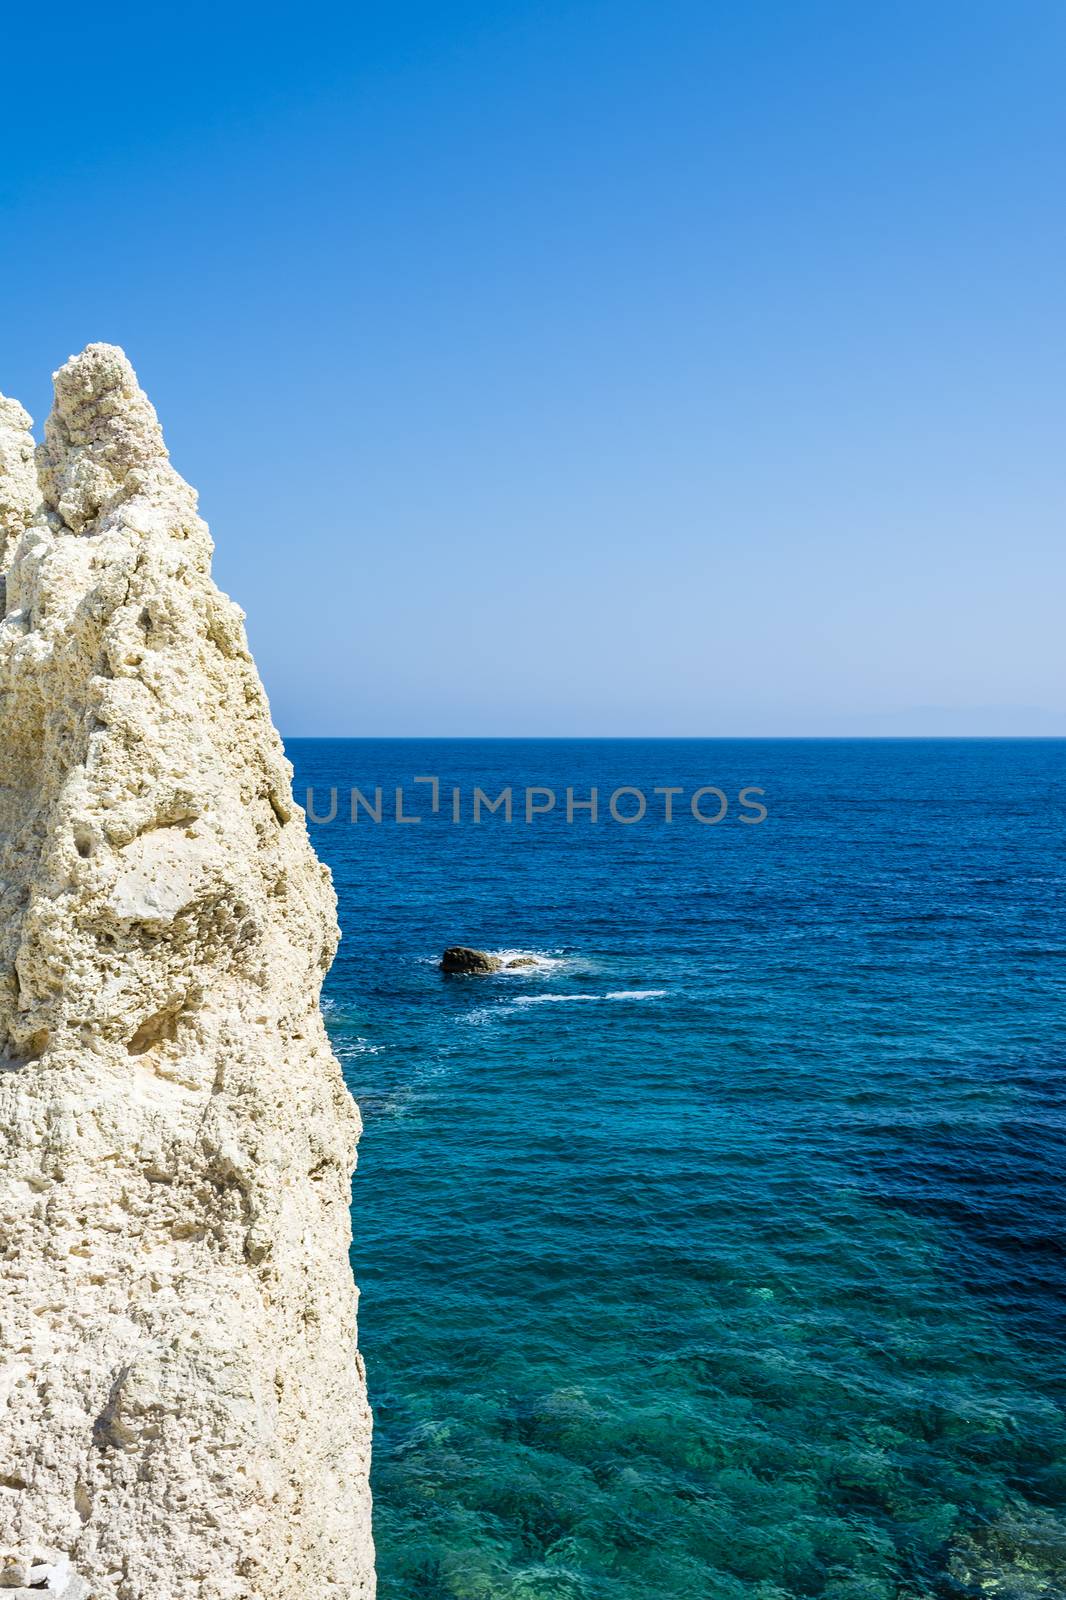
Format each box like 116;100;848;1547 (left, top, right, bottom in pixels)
441;946;502;973
0;347;374;1598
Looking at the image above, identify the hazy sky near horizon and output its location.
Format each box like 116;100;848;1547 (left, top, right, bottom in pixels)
1;1;1063;735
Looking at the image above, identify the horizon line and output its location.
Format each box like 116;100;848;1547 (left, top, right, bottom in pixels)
280;733;1066;742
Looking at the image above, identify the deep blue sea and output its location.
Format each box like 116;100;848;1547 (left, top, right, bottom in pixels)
287;739;1066;1600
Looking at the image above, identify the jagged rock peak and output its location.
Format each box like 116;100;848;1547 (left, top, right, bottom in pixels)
38;344;176;534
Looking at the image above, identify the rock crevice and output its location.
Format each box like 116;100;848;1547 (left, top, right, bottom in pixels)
0;346;374;1598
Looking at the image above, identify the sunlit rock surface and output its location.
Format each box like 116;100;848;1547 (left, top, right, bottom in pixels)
0;346;374;1599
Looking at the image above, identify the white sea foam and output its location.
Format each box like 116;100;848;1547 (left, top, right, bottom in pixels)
334;1035;384;1058
506;989;668;1008
461;1007;497;1027
460;984;669;1028
509;992;602;1006
488;948;572;975
604;989;668;1001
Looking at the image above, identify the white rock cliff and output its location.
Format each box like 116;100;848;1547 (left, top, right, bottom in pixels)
0;347;374;1598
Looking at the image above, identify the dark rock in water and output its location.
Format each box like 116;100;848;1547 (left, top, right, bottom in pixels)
506;957;537;969
441;946;502;974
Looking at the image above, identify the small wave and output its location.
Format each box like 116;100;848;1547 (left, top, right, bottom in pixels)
333;1035;384;1058
509;993;602;1006
506;989;668;1008
460;1006;498;1027
489;948;572;975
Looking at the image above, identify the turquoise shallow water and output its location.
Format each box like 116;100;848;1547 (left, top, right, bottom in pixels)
288;739;1066;1600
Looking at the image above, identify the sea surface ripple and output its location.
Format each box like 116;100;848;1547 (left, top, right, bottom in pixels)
289;738;1066;1600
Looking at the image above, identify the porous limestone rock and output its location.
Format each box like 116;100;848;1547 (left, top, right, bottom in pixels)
0;397;40;583
0;347;374;1599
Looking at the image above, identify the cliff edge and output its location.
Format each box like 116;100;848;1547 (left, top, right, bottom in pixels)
0;347;374;1598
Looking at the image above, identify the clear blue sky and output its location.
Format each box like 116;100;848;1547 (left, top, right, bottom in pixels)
2;0;1063;735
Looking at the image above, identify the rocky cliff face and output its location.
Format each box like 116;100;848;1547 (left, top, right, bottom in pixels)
0;347;374;1599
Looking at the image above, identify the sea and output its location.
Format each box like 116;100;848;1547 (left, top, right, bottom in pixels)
286;738;1066;1600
